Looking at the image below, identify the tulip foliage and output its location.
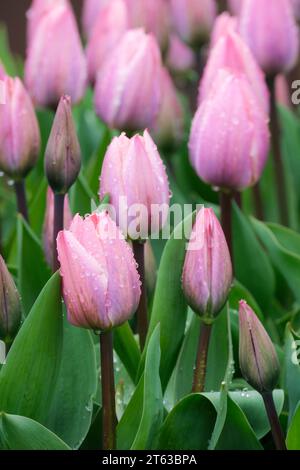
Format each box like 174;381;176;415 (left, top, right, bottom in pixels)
1;0;300;453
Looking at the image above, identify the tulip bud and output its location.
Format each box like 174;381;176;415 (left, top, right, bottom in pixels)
43;187;73;267
199;27;269;113
44;96;81;194
228;0;242;15
99;130;170;239
182;207;232;323
25;0;87;108
170;0;217;47
0;255;22;343
0;76;41;179
239;0;299;76
239;300;280;393
57;212;141;331
124;0;171;51
189;69;270;192
166;34;196;74
210;12;238;48
152;68;184;149
86;0;129;84
94;29;162;132
26;0;66;46
82;0;110;38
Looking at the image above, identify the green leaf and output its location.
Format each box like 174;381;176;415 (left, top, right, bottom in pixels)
17;216;51;314
0;273;63;425
117;379;144;450
287;402;300;450
138;211;196;389
114;323;141;383
157;394;217;450
44;313;97;449
233;204;275;310
0;413;70;450
131;325;163;450
253;219;300;303
284;326;300;421
70;173;96;216
229;281;264;321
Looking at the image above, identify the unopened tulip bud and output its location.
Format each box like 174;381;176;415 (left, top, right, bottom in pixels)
0;255;22;343
166;34;196;74
189;69;270;192
210;12;238;48
239;301;280;393
82;0;110;38
170;0;217;47
239;0;299;76
99;130;170;239
45;96;81;194
43;187;73;267
0;76;40;179
199;27;269;113
152;68;184;149
86;0;129;84
94;29;162;132
182;207;232;323
25;0;87;108
57;212;141;331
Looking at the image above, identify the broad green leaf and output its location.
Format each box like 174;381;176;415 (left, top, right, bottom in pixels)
117;379;144;450
131;325;163;450
114;323;141;383
80;405;103;450
17;216;51;314
0;273;63;425
229;281;263;321
233;204;275;310
287;402;300;450
157;394;216;450
0;26;20;75
0;414;70;450
28;179;48;238
138;211;196;389
266;223;300;256
45;313;97;449
284;326;300;421
253;219;300;303
70;173;96;215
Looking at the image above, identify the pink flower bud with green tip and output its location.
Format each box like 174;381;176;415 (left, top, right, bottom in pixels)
189;69;270;192
239;300;280;393
44;95;81;194
43;187;73;267
0;255;22;344
25;0;87;108
182;207;232;323
99;130;170;239
170;0;217;47
0;76;40;179
86;0;129;84
239;0;299;76
94;29;162;132
57;212;141;331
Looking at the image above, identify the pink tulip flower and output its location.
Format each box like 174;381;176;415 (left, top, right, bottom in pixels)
82;0;110;37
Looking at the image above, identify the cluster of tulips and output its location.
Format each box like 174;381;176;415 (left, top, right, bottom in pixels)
0;0;300;452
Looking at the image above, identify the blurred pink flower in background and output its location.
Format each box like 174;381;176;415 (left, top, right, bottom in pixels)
94;29;162;132
170;0;217;46
166;33;196;73
57;212;141;330
0;76;40;179
82;0;110;37
25;0;87;108
86;0;129;84
152;68;184;149
227;0;242;15
99;130;170;239
43;188;73;267
199;24;269;113
210;11;237;48
189;69;270;192
239;0;299;75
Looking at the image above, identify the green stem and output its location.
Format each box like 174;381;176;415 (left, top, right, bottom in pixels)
220;191;233;262
100;331;116;450
192;323;213;393
14;180;29;223
252;183;265;220
262;391;287;450
53;193;65;272
132;240;148;351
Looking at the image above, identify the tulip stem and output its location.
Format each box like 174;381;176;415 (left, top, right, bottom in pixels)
220;191;233;261
192;322;212;393
267;76;289;226
14;180;29;223
53;193;65;272
133;240;148;351
262;391;287;450
100;330;116;450
252;183;265;220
